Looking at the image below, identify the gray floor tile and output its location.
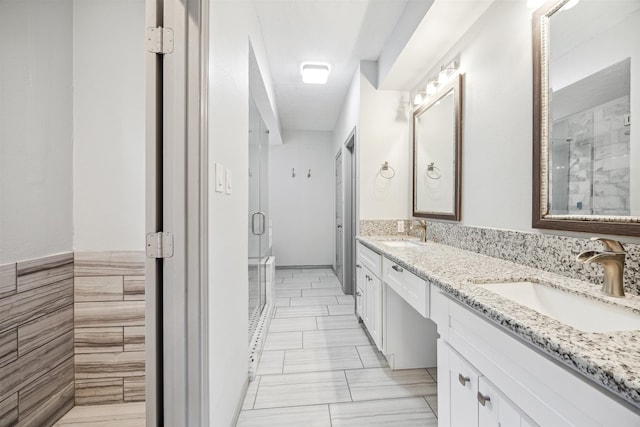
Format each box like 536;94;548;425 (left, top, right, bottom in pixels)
316;315;359;330
283;346;363;373
237;404;331;427
275;306;329;318
345;368;436;401
303;328;370;349
282;277;319;283
424;394;438;417
355;345;389;368
302;288;346;297
276;282;312;290
268;316;317;332
263;331;302;351
290;296;339;306
253;371;351;409
330;397;436;426
274;297;290;307
311;282;342;289
336;295;355;305
257;351;284;375
242;377;261;410
427;367;437;383
275;288;302;298
327;305;354;316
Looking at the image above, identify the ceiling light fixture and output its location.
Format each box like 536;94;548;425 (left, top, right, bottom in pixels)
301;63;330;84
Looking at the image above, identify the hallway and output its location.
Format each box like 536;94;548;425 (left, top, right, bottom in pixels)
237;268;438;426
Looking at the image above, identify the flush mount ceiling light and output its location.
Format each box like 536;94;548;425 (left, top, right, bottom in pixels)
301;63;330;84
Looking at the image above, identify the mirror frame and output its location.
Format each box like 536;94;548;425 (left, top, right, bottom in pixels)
532;0;640;236
412;73;462;221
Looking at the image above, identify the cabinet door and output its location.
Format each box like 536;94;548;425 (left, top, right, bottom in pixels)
369;272;382;350
448;347;480;427
355;263;366;321
478;377;534;427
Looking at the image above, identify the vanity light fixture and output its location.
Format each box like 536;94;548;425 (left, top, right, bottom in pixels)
426;81;438;96
560;0;579;11
413;91;427;106
438;61;458;85
301;63;330;84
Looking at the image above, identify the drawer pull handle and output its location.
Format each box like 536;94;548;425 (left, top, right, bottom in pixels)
392;265;403;273
356;291;362;297
356;264;362;269
458;374;470;386
477;392;491;406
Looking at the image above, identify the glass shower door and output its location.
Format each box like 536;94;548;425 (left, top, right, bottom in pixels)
248;97;270;343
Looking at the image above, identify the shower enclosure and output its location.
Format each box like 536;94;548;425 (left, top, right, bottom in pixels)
248;96;271;343
549;94;631;216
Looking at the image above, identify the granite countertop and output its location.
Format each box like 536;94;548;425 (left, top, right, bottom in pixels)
357;235;640;410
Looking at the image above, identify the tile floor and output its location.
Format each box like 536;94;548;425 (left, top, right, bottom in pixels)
54;402;145;426
237;267;438;426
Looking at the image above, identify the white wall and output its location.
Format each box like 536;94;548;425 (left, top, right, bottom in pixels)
269;130;334;266
73;0;146;251
0;0;74;264
409;1;532;231
359;72;411;220
207;1;279;424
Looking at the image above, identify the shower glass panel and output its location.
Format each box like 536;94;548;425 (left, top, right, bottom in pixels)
248;96;270;343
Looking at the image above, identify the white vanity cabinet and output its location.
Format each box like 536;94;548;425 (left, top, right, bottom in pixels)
441;343;535;427
356;243;383;350
432;288;640;427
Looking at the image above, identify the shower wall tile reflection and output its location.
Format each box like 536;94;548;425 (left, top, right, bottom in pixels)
551;95;630;215
74;251;146;405
0;253;74;426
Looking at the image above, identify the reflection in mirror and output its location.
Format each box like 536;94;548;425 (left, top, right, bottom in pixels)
533;0;640;236
413;74;462;220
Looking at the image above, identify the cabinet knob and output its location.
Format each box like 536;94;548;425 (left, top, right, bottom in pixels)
391;265;403;273
356;264;361;269
458;373;470;386
356;291;362;297
477;392;491;406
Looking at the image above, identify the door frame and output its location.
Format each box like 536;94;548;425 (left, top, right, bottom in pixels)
145;0;209;424
335;149;344;285
344;127;358;296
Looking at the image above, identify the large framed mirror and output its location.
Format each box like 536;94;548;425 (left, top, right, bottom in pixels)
533;0;640;236
413;74;462;220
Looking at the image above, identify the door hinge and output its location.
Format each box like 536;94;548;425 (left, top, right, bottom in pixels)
146;232;174;258
146;27;174;54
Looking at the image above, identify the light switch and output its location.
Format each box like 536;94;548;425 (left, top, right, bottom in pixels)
215;163;224;193
225;169;232;194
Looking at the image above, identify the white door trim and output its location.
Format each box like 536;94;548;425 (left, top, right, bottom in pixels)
145;0;209;424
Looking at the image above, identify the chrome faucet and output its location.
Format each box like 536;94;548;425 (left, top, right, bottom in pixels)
576;237;627;297
410;219;427;242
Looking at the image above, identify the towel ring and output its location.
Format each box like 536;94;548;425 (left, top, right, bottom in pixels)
426;162;441;179
379;161;395;179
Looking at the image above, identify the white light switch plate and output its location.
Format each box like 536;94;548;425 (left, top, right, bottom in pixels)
215;163;224;193
225;169;232;194
397;221;405;233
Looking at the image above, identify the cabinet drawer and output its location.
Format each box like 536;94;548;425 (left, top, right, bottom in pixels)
357;243;382;277
383;257;429;317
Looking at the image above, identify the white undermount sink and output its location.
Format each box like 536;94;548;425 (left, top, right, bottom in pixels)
381;240;421;248
475;281;640;333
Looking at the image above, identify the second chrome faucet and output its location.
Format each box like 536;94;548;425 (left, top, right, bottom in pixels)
577;237;627;297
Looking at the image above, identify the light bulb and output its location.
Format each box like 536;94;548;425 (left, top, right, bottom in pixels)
426;81;438;96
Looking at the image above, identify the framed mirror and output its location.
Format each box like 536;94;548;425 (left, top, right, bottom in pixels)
413;74;462;220
533;0;640;236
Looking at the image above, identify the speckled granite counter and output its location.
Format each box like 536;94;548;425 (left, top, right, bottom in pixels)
357;235;640;410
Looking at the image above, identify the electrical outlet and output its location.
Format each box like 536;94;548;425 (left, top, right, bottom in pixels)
397;221;405;233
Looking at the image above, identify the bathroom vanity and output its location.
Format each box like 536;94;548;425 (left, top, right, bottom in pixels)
356;236;640;426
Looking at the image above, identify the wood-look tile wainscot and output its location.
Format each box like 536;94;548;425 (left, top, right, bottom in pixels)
0;253;75;426
74;251;146;406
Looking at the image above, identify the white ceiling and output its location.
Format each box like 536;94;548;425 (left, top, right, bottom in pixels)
254;0;409;132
